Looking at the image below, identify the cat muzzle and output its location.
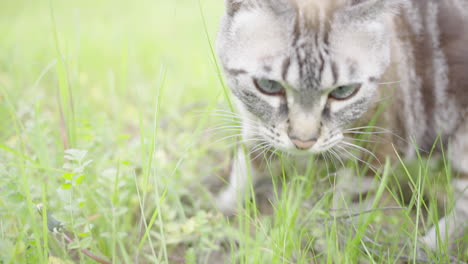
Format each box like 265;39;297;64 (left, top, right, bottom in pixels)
290;137;317;150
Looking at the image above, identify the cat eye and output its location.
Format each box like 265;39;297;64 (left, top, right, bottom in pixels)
329;83;362;100
253;79;285;96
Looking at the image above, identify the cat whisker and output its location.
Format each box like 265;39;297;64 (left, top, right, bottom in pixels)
321;153;341;185
318;172;338;184
206;115;242;122
340;141;382;166
211;116;253;125
344;126;406;142
204;123;256;133
247;136;269;150
335;145;378;172
344;131;389;135
209;114;242;120
203;128;247;141
197;110;258;126
210;109;259;123
210;109;240;114
323;151;339;171
204;127;244;134
329;150;344;170
345;125;393;132
343;133;392;148
209;133;246;145
328;148;346;169
321;153;331;179
224;137;266;148
344;136;379;144
239;137;266;144
376;80;402;85
248;141;271;156
374;95;394;103
212;110;260;121
213;120;259;131
251;144;274;161
206;108;239;114
267;147;279;165
193;111;241;119
198;111;270;146
261;147;276;162
345;127;429;154
222;138;268;151
205;117;258;131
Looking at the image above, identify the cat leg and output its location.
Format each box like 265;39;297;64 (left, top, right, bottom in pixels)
216;146;276;216
422;122;468;250
216;147;250;216
421;178;468;250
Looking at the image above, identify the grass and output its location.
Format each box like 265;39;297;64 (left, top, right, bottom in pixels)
0;0;466;263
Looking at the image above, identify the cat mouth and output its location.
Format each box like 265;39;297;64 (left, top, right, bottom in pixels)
284;135;344;156
272;143;330;156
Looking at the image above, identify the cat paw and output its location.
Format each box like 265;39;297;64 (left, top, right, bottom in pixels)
215;188;238;216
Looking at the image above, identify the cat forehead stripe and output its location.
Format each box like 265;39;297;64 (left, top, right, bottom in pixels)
225;68;247;76
281;58;291;80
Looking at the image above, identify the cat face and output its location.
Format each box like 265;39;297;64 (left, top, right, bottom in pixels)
217;0;402;155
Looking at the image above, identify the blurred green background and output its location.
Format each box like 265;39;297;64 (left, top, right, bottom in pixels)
1;0;232;263
1;0;224;116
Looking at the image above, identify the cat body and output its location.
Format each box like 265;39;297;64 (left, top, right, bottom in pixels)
216;0;468;250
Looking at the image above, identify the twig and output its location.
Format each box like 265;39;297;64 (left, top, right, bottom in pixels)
36;204;111;264
315;206;407;223
61;233;111;264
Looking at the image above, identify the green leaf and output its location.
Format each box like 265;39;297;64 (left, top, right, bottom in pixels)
78;232;91;237
61;172;75;180
64;149;88;162
79;236;93;249
75;174;84;185
68;241;80;250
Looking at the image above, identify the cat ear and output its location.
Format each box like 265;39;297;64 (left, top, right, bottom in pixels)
345;0;405;21
225;0;244;16
331;0;405;52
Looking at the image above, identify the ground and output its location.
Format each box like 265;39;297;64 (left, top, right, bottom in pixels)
0;0;466;263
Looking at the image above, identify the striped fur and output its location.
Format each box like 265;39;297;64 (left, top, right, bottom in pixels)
388;0;468;156
216;0;468;250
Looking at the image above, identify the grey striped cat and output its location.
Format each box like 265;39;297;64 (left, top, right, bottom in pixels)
215;0;468;250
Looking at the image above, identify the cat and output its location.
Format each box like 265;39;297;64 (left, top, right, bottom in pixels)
215;0;468;252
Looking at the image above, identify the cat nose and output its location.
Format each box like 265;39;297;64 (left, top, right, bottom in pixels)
290;137;317;150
